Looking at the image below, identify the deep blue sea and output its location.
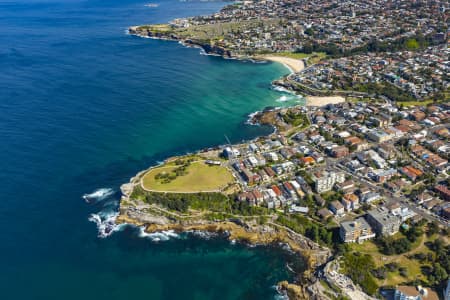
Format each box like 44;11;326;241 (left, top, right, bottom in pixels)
0;0;305;298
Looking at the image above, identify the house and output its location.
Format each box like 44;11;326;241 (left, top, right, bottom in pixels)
401;166;423;182
264;166;276;178
329;200;345;216
422;199;440;210
240;168;255;185
377;143;396;159
252;190;264;206
289;205;309;214
270;184;282;196
410;110;426;121
223;147;240;158
442;207;450;220
314;194;326;207
290;181;305;198
311;152;325;163
341;197;352;211
340;218;375;243
343;193;359;210
344;136;368;151
317;208;333;220
372;168;397;183
416;192;433;204
361;192;381;203
237;192;256;206
434;185;450;201
331;146;349;158
283;181;297;199
301;156;316;165
258;169;269;182
336;180;355;192
367;129;393;143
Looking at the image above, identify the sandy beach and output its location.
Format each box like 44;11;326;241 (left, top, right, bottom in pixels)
261;56;305;73
306;96;346;107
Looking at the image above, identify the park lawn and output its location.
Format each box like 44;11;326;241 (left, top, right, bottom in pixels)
139;24;173;33
349;234;437;286
399;100;434;107
141;161;234;193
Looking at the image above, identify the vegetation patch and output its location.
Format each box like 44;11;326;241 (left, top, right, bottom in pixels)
342;252;378;295
282;110;310;128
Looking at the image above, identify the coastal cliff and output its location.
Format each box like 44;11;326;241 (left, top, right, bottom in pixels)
129;25;234;58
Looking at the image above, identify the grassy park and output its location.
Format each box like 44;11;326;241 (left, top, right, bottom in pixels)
141;160;234;193
347;231;446;288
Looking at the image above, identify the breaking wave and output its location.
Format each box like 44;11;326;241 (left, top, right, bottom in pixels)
138;227;180;242
83;188;114;203
275;94;303;103
245;110;261;125
88;211;125;238
273;285;289;300
272;85;291;93
187;230;219;240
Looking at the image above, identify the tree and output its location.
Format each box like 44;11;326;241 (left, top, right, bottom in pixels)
405;38;419;50
431;263;448;285
427;222;439;236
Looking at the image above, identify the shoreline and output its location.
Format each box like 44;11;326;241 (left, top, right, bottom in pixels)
259;56;305;74
116;205;331;299
129;30;347;110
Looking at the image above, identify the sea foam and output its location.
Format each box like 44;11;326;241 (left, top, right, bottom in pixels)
83;188;114;203
88;211;125;238
138;227;180;242
275;94;304;103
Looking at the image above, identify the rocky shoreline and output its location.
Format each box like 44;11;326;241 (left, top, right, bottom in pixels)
118;168;334;299
129;26;236;58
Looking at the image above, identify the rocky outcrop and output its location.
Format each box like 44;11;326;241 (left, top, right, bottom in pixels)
278;281;310;300
129;27;236;59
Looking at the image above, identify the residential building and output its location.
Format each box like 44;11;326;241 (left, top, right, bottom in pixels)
329;200;345;216
317;208;333;220
340;217;376;243
435;185;450;201
366;207;401;236
331;146;349;158
311;170;345;193
367;129;393;143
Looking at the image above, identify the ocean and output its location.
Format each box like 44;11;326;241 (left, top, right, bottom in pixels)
0;0;305;298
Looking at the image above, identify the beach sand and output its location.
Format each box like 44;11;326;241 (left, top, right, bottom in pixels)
261;56;305;73
306;96;346;107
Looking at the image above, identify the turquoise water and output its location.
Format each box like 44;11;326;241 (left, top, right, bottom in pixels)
0;0;305;298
